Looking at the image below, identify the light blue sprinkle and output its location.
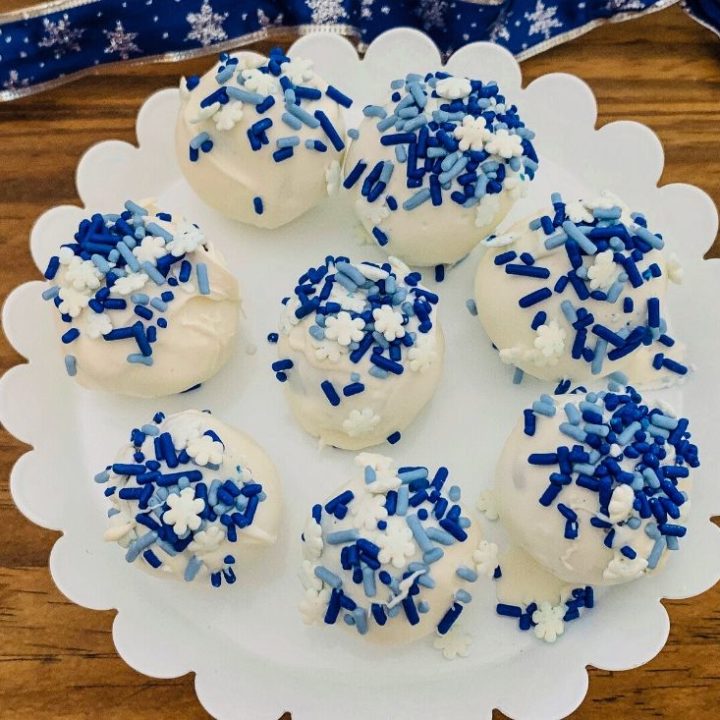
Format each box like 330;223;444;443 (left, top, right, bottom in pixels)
418;601;430;613
363;104;387;118
141;423;160;436
94;470;109;483
626;516;642;529
64;355;77;376
131;293;149;305
544;229;569;249
107;508;120;517
369;366;389;379
285;101;320;128
647;537;666;569
423;547;444;564
226;86;264;104
456;566;478;582
348;128;359;140
465;298;478;316
617;421;641;445
376;114;397;132
455;589;472;604
448;485;461;502
281;112;302;130
425;527;456;545
91;254;111;273
396;485;410;516
190;132;210;150
42;286;60;300
126;531;158;562
564;403;581;424
326;529;360;544
128;353;153;366
309;325;325;340
150;297;167;312
196;263;210;295
116;241;140;272
184;556;203;582
560;299;577;324
315;566;342;589
124;200;147;216
277;135;300;148
142;261;166;286
560;422;587;442
364;466;376;484
379;161;394;184
362;566;376;598
512;367;524;385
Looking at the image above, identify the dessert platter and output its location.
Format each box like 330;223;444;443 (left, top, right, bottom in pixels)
2;28;720;720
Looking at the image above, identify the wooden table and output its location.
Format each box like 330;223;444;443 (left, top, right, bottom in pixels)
1;5;719;718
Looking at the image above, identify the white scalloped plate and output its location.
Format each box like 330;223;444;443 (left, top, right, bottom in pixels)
2;30;720;720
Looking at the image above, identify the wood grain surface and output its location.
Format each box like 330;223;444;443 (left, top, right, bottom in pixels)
1;5;719;719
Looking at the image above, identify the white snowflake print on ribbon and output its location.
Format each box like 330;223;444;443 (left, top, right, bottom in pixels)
532;602;566;642
305;0;348;24
103;21;141;60
186;434;224;466
163;488;204;535
38;14;84;58
186;1;229;47
415;0;448;31
525;1;563;40
3;70;30;91
361;0;376;20
342;408;381;437
376;518;416;568
433;625;472;660
258;9;285;28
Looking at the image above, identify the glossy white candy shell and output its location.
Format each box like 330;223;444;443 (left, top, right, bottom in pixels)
2;30;720;720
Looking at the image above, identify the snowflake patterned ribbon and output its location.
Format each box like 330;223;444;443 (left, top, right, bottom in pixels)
0;0;702;101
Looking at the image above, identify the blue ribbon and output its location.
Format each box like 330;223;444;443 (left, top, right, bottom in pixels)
0;0;716;100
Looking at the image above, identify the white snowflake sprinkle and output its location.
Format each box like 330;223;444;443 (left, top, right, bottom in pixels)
473;540;499;577
187;524;225;557
302;518;324;560
325;160;341;196
242;67;278;95
355;453;401;493
608;484;635;524
280;57;315;84
64;257;103;292
603;551;648;581
485;128;524;159
433;625;472;660
372;305;405;342
213;100;244;130
565;200;594;224
376;518;416;568
586;250;619;291
477;490;499;520
166;223;204;257
532;602;565;642
186;434;224;466
408;333;437;372
58;286;90;318
311;338;346;363
132;235;166;266
435;75;472;100
342;408;381;437
299;587;331;624
356;197;390;227
325;311;365;346
475;194;501;228
113;272;149;296
453;115;491;151
163;487;204;535
83;312;112;339
533;320;566;363
350;493;388;530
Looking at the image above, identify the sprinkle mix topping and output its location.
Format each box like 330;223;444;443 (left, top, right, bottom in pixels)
42;200;212;377
181;48;352;212
524;382;698;579
494;191;687;379
272;256;440;442
300;456;493;636
96;411;268;588
347;71;537;247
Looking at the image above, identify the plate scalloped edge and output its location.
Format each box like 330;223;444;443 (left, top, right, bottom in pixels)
2;29;720;720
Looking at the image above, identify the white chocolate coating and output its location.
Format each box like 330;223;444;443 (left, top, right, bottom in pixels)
345;71;535;266
101;410;281;586
275;257;444;450
300;453;488;645
474;192;686;385
176;51;346;228
495;390;693;587
49;202;240;398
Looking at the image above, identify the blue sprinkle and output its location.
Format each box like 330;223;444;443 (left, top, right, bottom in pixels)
196;263;210;295
253;196;264;215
